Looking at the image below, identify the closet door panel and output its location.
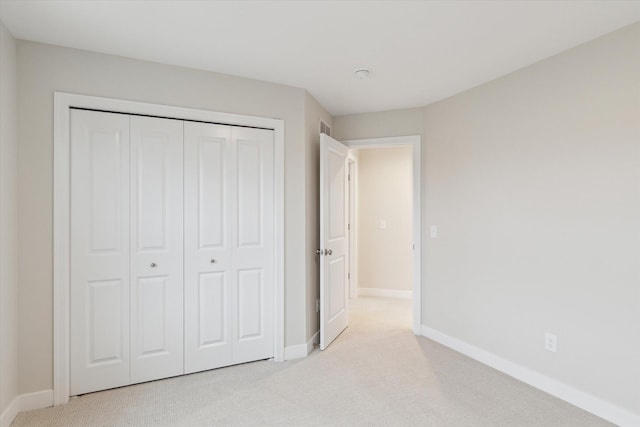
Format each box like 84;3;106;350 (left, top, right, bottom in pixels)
70;109;130;395
237;269;264;340
198;272;227;345
184;122;233;373
130;116;184;383
232;127;274;364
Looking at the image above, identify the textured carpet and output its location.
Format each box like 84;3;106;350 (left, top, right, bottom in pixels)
14;297;611;426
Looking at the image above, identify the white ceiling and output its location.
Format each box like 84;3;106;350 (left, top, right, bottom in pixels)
1;1;639;116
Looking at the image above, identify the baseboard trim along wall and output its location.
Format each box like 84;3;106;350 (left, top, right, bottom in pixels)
421;326;640;427
0;398;19;427
0;389;53;427
284;331;319;360
358;288;412;299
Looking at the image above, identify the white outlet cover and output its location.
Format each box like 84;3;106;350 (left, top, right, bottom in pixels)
430;225;438;238
380;220;387;229
544;332;557;352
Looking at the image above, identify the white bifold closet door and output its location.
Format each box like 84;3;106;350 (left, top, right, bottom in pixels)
129;116;184;384
184;122;274;374
71;109;274;395
70;110;184;395
70;110;131;395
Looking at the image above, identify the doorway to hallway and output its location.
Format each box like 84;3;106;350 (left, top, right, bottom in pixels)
318;134;421;351
347;143;415;330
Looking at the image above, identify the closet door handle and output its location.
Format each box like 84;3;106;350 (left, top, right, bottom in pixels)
150;263;157;268
210;259;216;264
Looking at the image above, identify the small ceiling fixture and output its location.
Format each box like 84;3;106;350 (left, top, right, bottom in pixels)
354;68;371;79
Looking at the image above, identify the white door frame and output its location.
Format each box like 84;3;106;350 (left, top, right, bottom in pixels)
53;92;285;405
343;135;422;335
347;156;358;300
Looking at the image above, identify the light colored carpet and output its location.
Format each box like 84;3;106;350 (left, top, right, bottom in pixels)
14;297;611;426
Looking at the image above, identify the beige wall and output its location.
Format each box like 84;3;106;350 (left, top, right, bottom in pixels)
335;22;640;416
16;41;311;394
333;107;423;141
356;147;413;292
0;19;18;414
423;23;640;414
304;92;333;342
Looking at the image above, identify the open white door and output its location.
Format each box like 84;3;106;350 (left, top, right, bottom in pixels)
319;134;349;350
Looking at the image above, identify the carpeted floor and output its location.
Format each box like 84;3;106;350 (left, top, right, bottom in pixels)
14;297;611;426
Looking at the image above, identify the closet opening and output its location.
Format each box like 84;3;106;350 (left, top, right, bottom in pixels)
53;92;285;405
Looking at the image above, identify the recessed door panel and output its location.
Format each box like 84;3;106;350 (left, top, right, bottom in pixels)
70;109;130;395
88;279;124;364
90;132;122;252
130;116;183;383
199;139;226;249
137;276;169;356
237;141;262;248
136;136;168;251
328;257;346;320
199;272;226;347
329;150;346;240
238;269;263;340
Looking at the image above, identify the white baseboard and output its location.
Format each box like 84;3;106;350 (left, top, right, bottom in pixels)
307;330;319;355
284;330;319;361
0;396;19;427
0;389;53;427
421;326;640;427
358;288;412;299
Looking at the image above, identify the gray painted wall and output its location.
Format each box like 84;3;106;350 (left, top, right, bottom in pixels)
334;22;640;415
0;19;18;415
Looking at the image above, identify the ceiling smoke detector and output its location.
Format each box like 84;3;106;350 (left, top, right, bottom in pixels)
354;68;371;79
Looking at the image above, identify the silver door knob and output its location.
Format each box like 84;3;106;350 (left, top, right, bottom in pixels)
316;249;333;256
150;263;157;268
210;259;216;264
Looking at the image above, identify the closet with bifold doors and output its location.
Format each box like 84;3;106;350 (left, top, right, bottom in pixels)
70;109;274;396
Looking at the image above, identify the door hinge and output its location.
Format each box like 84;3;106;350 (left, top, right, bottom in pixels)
348;223;350;231
348;272;351;280
348;174;350;181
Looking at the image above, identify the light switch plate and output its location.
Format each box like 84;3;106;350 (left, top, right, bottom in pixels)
380;220;387;229
430;225;438;238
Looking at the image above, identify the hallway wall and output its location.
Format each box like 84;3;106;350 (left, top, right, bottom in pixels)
355;146;413;294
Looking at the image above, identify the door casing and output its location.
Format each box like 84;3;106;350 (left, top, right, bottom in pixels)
53;92;285;405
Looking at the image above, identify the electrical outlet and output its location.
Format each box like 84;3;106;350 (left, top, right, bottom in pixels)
316;298;320;313
544;333;557;353
430;225;438;238
380;220;387;229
